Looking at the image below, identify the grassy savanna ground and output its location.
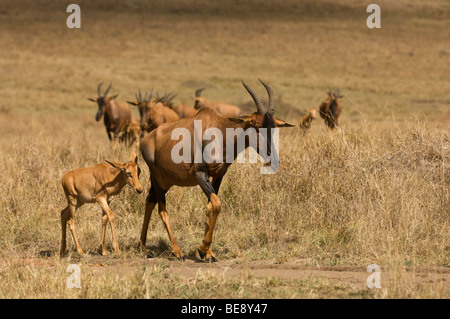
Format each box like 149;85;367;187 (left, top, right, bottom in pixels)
0;0;449;298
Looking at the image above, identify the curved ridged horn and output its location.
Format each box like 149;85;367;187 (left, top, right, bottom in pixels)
138;88;142;102
167;92;177;103
97;82;103;97
242;81;265;114
258;78;274;115
195;88;205;97
103;82;112;97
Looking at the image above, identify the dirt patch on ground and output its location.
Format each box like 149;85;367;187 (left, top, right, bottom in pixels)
21;255;450;291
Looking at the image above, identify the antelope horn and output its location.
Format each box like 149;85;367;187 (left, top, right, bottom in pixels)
97;82;103;97
103;82;112;97
242;80;265;114
148;88;153;102
167;92;177;103
258;78;274;115
195;88;205;97
139;88;142;102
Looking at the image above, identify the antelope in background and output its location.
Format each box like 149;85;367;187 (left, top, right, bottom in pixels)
60;152;143;257
119;117;141;152
299;109;317;130
162;93;198;119
139;79;294;262
88;82;132;143
127;89;180;137
319;88;343;129
194;87;241;118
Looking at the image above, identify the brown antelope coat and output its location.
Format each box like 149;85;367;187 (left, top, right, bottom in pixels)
88;82;132;142
139;79;294;262
194;88;241;118
319;88;343;129
60;152;143;256
127;89;180;135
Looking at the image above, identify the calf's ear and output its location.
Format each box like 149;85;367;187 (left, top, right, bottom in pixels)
105;160;125;171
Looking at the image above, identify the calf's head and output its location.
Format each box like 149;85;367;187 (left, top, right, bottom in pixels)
105;152;143;194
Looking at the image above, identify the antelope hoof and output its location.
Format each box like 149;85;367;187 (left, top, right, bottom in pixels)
99;245;107;256
176;256;186;262
197;248;217;262
198;248;206;259
139;241;147;253
204;256;218;263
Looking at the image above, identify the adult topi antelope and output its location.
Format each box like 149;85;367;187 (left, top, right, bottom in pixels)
319;88;343;129
88;82;132;142
127;89;180;136
194;88;241;118
139;79;294;262
60;152;143;257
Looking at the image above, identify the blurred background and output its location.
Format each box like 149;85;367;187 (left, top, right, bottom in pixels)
0;0;449;121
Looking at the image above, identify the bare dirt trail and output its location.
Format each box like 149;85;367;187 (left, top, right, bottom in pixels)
23;255;450;291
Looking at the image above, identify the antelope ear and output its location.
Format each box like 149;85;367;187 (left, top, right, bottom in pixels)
274;118;295;127
131;151;138;164
88;98;98;102
127;101;138;106
228;115;250;124
105;160;125;171
110;94;119;100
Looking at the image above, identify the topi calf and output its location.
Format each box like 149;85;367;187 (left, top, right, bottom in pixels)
60;152;143;257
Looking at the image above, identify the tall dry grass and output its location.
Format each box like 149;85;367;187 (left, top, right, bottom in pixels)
0;0;449;298
0;112;448;268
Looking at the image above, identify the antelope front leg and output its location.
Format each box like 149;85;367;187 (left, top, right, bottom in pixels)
198;194;221;261
139;186;157;252
158;202;184;260
97;197;120;254
196;172;222;262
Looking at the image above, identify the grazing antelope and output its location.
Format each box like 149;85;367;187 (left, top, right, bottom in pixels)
299;109;317;130
319;88;343;129
139;79;294;262
60;152;143;257
88;82;132;143
127;89;180;136
194;88;241;118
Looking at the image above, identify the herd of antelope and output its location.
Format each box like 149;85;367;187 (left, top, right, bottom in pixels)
60;80;343;261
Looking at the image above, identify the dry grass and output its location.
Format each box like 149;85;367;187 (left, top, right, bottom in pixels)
0;0;449;298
